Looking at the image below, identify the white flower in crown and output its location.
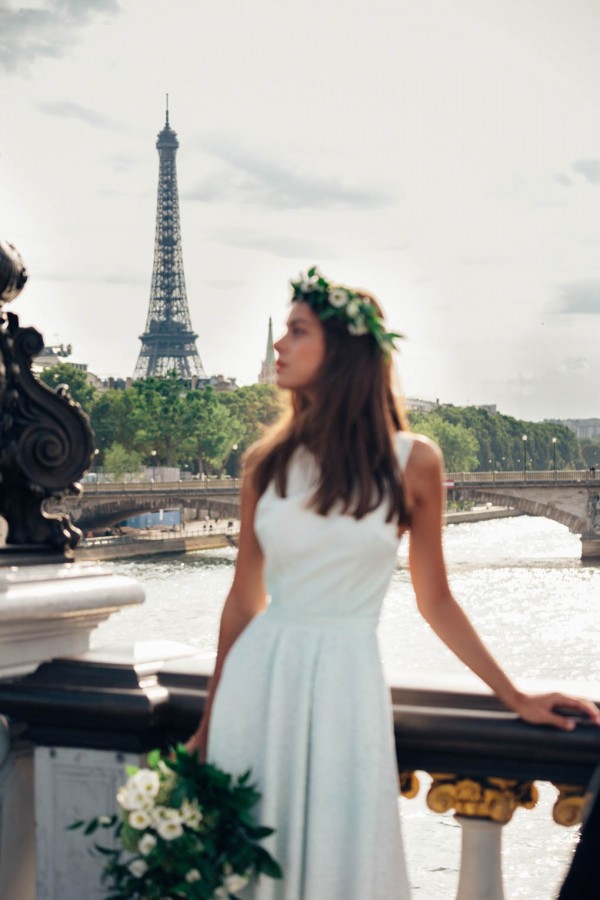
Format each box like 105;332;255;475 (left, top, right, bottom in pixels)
185;869;202;883
329;287;349;308
128;859;148;878
138;833;157;856
156;818;184;841
345;298;361;319
348;316;368;335
129;809;153;830
297;268;320;293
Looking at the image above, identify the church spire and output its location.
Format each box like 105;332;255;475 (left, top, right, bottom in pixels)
258;317;276;384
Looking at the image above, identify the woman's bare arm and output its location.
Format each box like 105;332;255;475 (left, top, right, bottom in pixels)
185;458;267;757
405;436;600;730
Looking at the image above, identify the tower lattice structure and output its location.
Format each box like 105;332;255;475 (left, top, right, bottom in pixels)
134;104;206;380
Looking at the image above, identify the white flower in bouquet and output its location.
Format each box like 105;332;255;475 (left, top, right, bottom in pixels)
181;798;203;828
116;786;142;811
130;768;160;799
226;873;251;892
156;818;184;841
128;859;148;878
152;805;182;826
138;833;157;856
185;868;202;883
70;747;283;898
128;809;153;830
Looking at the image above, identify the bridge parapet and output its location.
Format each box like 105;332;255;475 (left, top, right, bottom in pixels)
446;471;600;559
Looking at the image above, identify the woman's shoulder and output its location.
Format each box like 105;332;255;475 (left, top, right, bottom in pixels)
394;430;443;474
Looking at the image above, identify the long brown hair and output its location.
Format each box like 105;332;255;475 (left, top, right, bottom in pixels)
250;293;410;524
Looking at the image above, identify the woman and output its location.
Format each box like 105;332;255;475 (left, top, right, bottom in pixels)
186;267;600;899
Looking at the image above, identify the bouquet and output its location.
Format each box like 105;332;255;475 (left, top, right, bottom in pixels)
70;745;282;899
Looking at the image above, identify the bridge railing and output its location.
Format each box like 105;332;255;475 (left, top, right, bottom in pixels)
81;471;597;493
446;469;596;485
81;478;242;493
3;649;597;900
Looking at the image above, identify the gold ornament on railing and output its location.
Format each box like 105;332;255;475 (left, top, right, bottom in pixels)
399;770;420;799
552;784;586;827
426;773;539;825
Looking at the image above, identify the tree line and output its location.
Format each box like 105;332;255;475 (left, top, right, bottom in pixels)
38;364;594;477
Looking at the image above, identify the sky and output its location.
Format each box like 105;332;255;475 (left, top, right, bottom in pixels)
1;0;599;421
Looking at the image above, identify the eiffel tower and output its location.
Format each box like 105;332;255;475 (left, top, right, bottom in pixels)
133;100;206;380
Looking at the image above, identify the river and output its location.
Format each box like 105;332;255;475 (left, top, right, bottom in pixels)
91;515;599;899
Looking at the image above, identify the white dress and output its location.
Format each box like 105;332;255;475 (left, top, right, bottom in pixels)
208;432;413;899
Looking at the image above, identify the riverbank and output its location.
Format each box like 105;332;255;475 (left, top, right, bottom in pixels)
75;507;522;561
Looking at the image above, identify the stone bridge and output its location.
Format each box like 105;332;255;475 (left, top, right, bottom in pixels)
447;470;600;559
57;471;600;559
56;480;242;531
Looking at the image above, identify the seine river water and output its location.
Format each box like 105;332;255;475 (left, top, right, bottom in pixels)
92;516;599;900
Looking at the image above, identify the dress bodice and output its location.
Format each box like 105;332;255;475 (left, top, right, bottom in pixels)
254;432;414;625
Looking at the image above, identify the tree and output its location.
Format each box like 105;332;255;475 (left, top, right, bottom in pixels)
183;388;243;476
90;389;139;461
130;376;191;466
103;443;142;480
579;439;600;470
219;384;285;452
409;413;479;472
37;363;97;412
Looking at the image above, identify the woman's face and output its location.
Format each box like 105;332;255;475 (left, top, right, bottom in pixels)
274;302;326;392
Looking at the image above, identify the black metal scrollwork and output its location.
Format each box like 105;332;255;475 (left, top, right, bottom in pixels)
0;240;95;557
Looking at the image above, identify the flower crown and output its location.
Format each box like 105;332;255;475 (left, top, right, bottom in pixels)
290;266;402;356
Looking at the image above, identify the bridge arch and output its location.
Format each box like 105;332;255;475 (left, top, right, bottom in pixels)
453;487;584;534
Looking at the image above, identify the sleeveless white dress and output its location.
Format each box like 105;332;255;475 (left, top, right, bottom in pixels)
208;432;413;899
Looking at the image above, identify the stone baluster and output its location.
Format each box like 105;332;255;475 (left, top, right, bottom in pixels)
425;773;539;900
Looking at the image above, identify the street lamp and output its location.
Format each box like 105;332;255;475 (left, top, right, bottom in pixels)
522;435;528;475
552;437;557;473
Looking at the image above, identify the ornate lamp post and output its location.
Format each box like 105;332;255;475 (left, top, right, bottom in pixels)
552;437;557;474
522;435;528;476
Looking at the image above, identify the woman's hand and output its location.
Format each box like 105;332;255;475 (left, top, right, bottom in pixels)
183;718;209;762
512;692;600;731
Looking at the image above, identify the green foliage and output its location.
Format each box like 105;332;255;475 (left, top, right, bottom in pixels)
87;378;285;476
37;362;97;412
578;439;600;470
182;388;243;477
409;413;479;472
70;746;282;900
408;405;583;471
104;443;142;480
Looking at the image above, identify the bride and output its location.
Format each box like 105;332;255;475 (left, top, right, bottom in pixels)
186;266;600;899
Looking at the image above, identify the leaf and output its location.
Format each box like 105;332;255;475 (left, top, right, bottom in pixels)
147;748;162;770
83;819;99;835
67;820;85;830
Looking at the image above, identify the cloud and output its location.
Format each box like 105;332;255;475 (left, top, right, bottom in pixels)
0;0;120;73
183;136;394;210
558;280;600;314
559;357;590;373
572;159;600;185
555;173;573;188
36;100;111;127
209;230;339;259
